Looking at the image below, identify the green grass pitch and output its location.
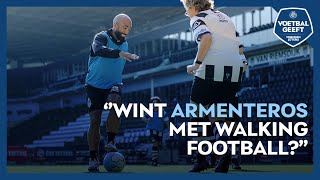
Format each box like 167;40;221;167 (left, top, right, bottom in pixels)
7;164;313;173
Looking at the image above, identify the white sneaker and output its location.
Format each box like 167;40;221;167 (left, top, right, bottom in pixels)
88;158;99;172
105;143;118;153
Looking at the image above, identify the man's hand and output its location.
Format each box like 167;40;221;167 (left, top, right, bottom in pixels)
187;63;200;75
240;54;248;72
119;52;139;62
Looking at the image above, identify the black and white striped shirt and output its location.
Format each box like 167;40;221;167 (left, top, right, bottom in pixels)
190;9;245;82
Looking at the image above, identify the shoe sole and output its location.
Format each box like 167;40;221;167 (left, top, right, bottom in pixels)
88;169;99;173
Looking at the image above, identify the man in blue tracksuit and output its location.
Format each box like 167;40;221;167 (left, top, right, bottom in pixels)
142;96;169;166
85;14;139;172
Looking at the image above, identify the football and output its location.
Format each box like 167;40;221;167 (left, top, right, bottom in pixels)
103;152;126;172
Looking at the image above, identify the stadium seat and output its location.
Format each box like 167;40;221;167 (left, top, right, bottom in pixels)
25;111;109;148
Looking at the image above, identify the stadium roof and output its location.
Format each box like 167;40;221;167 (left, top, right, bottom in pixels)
7;7;259;68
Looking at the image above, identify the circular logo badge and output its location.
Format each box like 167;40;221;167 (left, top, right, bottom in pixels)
289;11;298;19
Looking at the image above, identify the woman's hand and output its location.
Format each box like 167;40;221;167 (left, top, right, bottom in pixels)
187;63;200;75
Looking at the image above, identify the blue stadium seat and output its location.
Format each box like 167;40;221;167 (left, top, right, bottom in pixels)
26;111;108;148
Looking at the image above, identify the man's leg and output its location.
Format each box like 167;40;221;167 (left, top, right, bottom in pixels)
88;110;102;160
151;130;160;166
105;90;122;152
86;85;104;172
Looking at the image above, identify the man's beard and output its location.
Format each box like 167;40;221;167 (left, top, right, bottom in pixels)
114;30;126;41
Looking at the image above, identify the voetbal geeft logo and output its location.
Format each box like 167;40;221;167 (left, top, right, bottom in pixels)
273;7;313;47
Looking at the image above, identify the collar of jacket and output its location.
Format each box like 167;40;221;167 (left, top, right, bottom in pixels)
107;28;126;46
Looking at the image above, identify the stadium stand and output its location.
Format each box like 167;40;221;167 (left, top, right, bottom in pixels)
26;111;109;148
7;67;43;98
246;22;274;34
8;105;87;146
123;41;197;74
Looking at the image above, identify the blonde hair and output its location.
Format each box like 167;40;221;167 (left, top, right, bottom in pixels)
180;0;214;12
